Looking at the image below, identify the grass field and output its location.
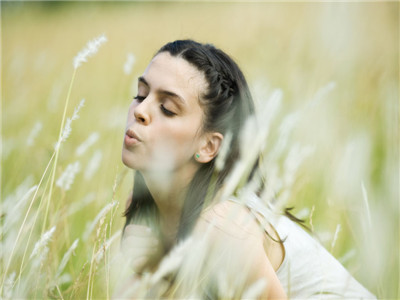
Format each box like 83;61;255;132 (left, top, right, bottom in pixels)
1;2;399;299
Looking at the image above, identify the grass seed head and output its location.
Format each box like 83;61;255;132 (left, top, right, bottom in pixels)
30;226;56;259
123;52;136;75
73;34;107;69
75;132;100;156
56;161;81;191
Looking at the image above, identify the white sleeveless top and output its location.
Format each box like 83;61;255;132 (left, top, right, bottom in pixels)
244;194;376;299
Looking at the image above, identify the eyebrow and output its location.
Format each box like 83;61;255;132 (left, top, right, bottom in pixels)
138;76;186;106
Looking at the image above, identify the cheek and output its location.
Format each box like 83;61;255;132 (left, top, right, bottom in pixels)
167;119;200;150
150;121;201;167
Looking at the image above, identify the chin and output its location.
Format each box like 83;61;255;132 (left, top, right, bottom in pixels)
121;151;140;170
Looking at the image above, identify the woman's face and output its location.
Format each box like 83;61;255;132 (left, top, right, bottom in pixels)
122;52;208;174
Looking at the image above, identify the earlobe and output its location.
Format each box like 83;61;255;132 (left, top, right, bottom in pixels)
196;132;223;164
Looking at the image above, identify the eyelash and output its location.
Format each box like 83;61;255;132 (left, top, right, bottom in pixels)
134;95;145;102
160;104;176;116
133;96;176;117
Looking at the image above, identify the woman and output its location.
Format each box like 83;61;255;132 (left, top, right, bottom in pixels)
120;40;375;299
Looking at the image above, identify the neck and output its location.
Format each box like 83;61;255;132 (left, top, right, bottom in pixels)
140;163;199;241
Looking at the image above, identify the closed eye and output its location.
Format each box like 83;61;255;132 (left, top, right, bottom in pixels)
160;104;176;117
134;95;146;102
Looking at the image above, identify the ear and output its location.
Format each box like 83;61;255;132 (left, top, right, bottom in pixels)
195;132;223;164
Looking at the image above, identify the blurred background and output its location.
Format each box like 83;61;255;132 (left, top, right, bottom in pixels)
2;1;398;298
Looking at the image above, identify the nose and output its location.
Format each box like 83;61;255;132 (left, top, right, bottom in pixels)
133;99;151;125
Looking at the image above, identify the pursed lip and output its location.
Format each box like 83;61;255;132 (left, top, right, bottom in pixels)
124;128;142;146
126;128;141;141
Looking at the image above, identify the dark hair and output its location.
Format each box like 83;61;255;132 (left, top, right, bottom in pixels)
124;40;256;241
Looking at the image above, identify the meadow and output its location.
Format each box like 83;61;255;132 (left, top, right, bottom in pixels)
1;2;398;299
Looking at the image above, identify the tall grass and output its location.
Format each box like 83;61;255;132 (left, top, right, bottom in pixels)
1;2;398;298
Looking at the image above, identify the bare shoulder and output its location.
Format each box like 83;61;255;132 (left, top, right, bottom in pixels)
195;200;265;242
193;200;287;299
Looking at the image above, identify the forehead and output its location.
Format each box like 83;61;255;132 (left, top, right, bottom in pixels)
143;52;208;104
